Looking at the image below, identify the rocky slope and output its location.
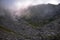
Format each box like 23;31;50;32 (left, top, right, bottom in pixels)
0;4;60;40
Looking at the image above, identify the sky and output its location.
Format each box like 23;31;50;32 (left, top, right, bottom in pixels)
0;0;60;10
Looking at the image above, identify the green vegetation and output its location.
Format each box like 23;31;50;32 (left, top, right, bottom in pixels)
24;18;55;28
0;25;22;37
21;15;60;29
0;25;32;39
0;25;15;33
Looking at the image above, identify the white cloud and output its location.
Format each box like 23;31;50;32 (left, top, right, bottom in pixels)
16;0;60;5
0;0;60;10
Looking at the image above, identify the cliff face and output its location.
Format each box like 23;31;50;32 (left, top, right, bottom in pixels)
0;4;60;40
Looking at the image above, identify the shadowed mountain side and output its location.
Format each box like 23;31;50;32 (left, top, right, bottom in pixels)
0;4;60;40
21;4;60;27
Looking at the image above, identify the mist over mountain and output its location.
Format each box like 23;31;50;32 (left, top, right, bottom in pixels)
0;4;60;40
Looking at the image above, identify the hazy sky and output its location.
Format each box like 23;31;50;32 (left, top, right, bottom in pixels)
0;0;60;10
